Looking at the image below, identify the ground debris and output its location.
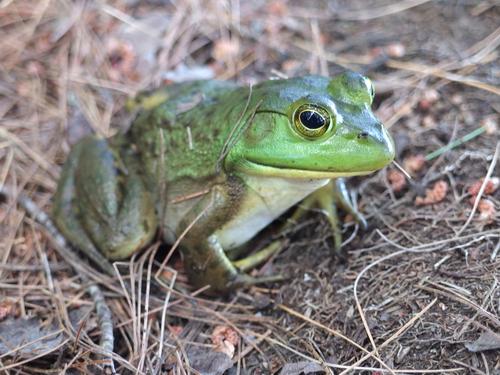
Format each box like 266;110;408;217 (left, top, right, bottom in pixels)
414;180;449;206
278;361;327;375
0;308;88;358
0;317;65;358
468;177;499;197
164;347;233;375
465;329;500;353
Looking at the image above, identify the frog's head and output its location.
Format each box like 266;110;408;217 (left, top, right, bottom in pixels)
225;72;395;179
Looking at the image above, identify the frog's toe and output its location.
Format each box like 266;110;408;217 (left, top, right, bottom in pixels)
301;179;367;253
232;239;286;272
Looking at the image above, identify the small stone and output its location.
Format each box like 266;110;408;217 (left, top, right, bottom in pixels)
385;42;406;58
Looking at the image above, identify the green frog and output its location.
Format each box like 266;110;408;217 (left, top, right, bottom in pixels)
52;72;395;293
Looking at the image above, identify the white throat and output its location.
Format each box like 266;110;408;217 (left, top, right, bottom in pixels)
216;175;329;249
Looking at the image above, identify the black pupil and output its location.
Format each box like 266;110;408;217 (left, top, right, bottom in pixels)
300;110;325;130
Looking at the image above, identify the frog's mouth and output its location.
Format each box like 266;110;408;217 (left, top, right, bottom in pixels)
239;159;376;179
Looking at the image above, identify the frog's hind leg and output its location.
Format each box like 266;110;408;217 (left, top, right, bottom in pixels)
53;136;157;274
53;140;115;275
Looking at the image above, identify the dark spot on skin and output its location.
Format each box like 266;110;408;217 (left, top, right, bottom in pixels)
357;131;369;139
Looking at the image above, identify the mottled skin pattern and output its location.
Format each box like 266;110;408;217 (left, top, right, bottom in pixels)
53;72;395;294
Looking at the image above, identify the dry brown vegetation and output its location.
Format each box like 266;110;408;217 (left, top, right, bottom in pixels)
0;0;499;374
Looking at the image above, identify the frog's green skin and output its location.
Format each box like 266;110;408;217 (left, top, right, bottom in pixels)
53;72;395;293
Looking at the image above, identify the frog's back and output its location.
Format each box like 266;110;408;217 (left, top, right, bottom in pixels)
126;80;243;187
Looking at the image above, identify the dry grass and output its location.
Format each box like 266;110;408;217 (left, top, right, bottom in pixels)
0;0;499;374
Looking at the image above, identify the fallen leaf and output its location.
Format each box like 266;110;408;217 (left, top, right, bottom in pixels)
415;180;448;206
465;329;500;352
388;170;407;192
468;177;499;197
0;317;64;357
0;308;88;358
183;348;233;375
278;361;325;375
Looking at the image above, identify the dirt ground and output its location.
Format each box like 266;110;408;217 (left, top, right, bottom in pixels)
0;0;499;374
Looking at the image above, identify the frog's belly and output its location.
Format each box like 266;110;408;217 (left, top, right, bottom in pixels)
215;176;330;249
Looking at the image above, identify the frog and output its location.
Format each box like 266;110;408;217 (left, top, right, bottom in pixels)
52;71;395;294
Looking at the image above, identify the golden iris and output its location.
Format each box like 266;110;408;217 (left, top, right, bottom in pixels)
293;105;331;138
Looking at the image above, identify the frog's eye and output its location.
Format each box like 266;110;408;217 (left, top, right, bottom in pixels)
293;105;331;138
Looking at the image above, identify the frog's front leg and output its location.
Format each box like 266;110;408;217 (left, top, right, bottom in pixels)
287;178;367;254
314;178;367;252
52;136;157;274
178;179;281;294
176;181;240;293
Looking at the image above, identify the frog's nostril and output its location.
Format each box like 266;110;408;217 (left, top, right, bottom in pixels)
357;131;369;140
